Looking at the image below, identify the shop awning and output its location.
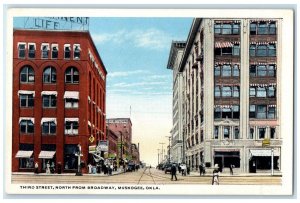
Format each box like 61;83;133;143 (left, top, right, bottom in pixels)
250;149;280;157
15;150;33;158
64;91;79;99
215;41;233;48
38;151;56;159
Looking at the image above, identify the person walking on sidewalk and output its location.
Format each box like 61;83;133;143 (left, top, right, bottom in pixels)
229;164;234;175
171;163;178;181
34;162;39;174
212;164;220;185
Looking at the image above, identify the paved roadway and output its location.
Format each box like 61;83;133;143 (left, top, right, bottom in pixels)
11;167;281;185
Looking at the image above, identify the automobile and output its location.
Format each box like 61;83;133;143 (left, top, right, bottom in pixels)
164;163;173;174
127;163;136;172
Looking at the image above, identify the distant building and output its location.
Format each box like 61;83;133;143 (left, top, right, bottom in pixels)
177;18;282;173
131;143;140;164
167;41;186;164
12;29;107;173
106;128;118;159
106;118;133;163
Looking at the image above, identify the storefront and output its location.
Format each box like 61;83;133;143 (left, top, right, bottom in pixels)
214;149;240;172
249;148;280;173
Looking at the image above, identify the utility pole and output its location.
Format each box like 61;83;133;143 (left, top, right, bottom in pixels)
166;136;171;163
157;149;160;165
159;142;165;163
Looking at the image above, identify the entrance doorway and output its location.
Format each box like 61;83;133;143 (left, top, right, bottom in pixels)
214;151;240;172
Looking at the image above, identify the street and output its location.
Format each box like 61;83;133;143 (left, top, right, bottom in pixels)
12;167;281;185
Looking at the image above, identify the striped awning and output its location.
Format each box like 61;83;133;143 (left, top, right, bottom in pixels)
249;19;277;23
250;149;280;157
38;151;56;159
214;20;240;24
65;118;79;122
41;91;57;96
250;83;276;87
215;41;234;48
64;91;79;99
250;62;277;65
214;105;233;109
250;41;277;45
15;150;33;158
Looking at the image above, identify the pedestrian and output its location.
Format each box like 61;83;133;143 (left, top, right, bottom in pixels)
187;165;190;175
229;164;234;175
199;164;203;176
178;164;181;173
171;163;177;181
181;164;186;176
88;163;92;174
212;164;220;185
34;162;39;174
50;162;55;173
46;161;51;174
202;163;206;175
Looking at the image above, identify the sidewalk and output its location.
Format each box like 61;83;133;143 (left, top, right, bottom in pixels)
188;170;282;177
12;169;124;176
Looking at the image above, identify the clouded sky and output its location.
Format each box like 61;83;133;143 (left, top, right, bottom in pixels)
14;17;193;166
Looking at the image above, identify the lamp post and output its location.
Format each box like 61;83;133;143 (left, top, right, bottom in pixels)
271;148;274;176
75;144;83;176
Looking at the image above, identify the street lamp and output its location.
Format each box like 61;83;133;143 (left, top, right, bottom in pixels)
75;144;83;176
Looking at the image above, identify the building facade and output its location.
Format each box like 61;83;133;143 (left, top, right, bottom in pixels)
167;41;186;164
12;29;107;173
178;18;282;173
131;143;140;165
106;128;118;159
106;118;133;162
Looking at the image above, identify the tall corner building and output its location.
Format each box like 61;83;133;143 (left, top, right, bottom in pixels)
12;29;107;173
167;41;186;164
177;18;282;173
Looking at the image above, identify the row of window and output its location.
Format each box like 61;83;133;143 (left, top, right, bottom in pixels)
249;86;276;98
20;66;79;84
214;45;240;56
214;106;240;119
214;126;276;140
18;43;81;60
19;120;79;135
250;105;276;119
214;21;276;35
214;64;240;77
214;86;240;97
250;44;276;57
250;64;276;77
20;94;78;108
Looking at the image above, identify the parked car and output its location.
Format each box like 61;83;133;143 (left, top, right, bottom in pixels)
127;163;136;172
164;163;173;174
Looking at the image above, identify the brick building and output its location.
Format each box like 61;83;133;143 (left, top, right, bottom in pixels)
106;118;132;162
106;127;118;159
131;143;140;165
12;29;107;173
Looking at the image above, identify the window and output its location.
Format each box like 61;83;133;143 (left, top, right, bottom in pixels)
222;107;232;119
64;44;71;59
250;22;277;35
51;44;58;59
20;120;34;133
20;94;34;107
267;65;276;76
232;45;240;56
73;44;80;59
232;105;240;119
258;128;266;139
268;44;276;56
214;24;221;34
249;105;256;118
257;105;267;119
224;127;230;139
214;65;221;76
214;86;221;97
250;23;257;35
269;22;276;34
41;43;49;59
249;128;254;139
222;24;232;34
214;107;221;119
232;65;239;76
257;65;267;76
18;43;26;58
42;122;56;134
65;99;79;108
214;126;219;139
250;65;256;76
250;87;256;97
222;65;231;76
232;23;240;34
233;86;239;97
257;45;267;56
42;95;57;108
65;67;79;84
28;43;35;58
270;128;276;139
234;127;239;139
268;86;276;97
65;121;79;135
257;87;267;97
268;107;276;119
222;47;232;55
250;45;256;56
222;86;232;97
20;66;35;83
43;66;56;83
258;23;268;34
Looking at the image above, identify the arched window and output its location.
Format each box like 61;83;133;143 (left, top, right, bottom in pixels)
20;66;35;83
43;66;56;83
65;67;79;84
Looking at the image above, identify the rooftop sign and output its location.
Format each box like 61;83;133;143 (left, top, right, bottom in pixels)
24;17;89;30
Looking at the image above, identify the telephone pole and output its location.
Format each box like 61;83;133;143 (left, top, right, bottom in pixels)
159;142;165;163
157;149;160;165
166;136;171;163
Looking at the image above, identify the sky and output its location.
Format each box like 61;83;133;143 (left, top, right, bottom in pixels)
13;17;193;166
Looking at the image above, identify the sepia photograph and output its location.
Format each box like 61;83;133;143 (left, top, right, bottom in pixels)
4;7;294;196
